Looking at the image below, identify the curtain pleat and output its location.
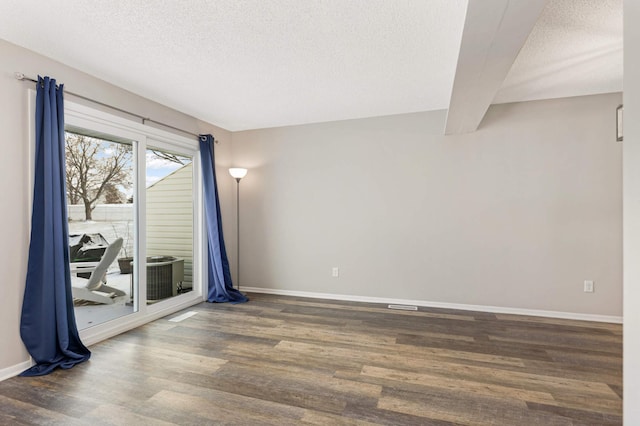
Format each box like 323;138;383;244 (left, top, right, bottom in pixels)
199;135;248;303
20;76;91;376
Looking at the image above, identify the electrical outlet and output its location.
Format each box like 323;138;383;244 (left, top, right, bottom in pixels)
584;280;594;293
332;267;339;277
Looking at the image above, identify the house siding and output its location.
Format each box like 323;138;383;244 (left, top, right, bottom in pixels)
146;162;194;287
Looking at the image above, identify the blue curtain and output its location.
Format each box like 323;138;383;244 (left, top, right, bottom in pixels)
199;135;248;303
20;76;91;376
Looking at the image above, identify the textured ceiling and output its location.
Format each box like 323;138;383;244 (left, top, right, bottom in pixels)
494;0;623;104
0;0;623;131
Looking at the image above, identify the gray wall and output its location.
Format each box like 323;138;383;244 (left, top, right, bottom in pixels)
624;0;640;421
233;93;622;317
0;39;234;375
0;35;629;384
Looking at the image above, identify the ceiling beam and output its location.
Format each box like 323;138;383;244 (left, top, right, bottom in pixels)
444;0;547;135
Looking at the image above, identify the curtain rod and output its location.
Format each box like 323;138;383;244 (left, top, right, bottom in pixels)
14;72;217;143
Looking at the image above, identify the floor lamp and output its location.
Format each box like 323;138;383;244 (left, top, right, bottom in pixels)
229;168;248;291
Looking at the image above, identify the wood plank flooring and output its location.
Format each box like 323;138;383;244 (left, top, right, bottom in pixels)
0;293;622;425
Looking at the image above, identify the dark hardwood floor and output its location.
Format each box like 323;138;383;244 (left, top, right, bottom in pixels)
0;293;622;425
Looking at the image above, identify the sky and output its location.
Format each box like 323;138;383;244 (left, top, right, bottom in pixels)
100;143;190;188
94;139;192;198
145;151;192;188
66;131;193;204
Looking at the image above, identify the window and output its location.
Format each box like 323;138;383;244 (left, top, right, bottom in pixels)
145;146;194;303
58;100;204;342
65;128;137;328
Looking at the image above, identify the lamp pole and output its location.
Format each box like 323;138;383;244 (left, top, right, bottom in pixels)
229;168;247;290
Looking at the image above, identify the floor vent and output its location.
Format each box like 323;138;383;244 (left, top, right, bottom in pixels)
168;311;198;322
387;304;418;311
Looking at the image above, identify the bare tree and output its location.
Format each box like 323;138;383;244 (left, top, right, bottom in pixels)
65;132;133;220
150;150;185;165
66;165;81;205
103;182;126;204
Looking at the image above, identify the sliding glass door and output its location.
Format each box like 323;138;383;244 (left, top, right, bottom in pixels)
61;100;204;341
145;145;194;304
65;127;138;329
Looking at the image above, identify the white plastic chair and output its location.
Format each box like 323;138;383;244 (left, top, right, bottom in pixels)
70;237;125;305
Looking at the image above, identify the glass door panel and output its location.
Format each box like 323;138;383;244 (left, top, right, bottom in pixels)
65;128;137;329
145;147;194;304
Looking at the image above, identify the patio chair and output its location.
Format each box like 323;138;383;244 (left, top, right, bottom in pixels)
70;237;125;305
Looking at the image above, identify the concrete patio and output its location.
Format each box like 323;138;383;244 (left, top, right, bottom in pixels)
73;270;133;330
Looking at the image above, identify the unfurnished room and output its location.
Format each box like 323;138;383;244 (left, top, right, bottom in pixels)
1;0;639;425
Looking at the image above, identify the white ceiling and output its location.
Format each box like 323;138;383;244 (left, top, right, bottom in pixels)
494;0;622;104
0;0;622;131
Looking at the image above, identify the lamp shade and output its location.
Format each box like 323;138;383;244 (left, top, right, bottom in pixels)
229;168;248;180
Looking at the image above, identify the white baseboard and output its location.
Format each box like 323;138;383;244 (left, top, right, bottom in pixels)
241;287;623;324
0;359;32;382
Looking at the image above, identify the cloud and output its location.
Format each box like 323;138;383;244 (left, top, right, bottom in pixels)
146;175;162;187
145;151;187;170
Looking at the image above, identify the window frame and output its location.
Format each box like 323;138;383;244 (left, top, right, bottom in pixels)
28;95;207;345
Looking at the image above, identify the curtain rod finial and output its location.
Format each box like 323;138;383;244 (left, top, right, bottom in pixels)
14;72;25;80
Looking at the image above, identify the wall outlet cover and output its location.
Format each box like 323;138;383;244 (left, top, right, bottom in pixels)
584;280;594;293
